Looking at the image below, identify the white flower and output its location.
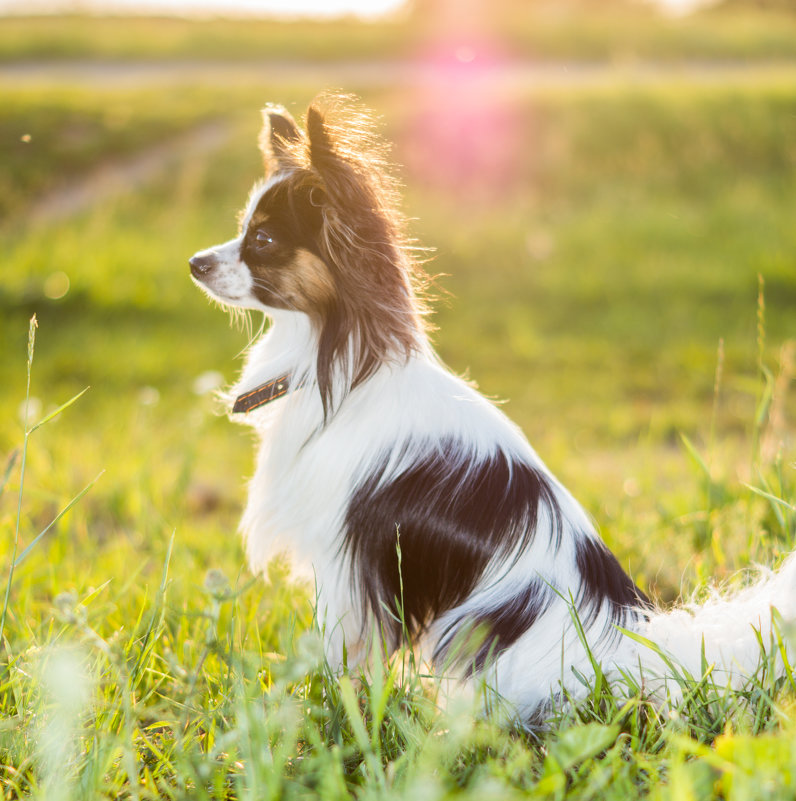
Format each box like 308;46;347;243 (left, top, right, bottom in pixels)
138;386;160;406
193;370;224;396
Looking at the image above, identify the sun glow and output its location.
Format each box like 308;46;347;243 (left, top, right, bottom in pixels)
0;0;406;18
399;0;523;200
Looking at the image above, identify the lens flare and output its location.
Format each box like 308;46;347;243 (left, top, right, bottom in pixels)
401;38;522;202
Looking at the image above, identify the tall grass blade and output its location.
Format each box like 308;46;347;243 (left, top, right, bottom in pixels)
13;471;103;568
680;433;719;550
753;275;776;464
338;674;385;786
742;483;795;513
680;433;711;480
129;530;175;688
708;338;725;470
27;387;90;434
1;315;37;646
0;450;19;502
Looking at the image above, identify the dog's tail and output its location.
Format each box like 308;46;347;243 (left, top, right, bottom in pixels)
623;552;796;696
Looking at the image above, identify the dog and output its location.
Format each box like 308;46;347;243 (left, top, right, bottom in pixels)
190;94;796;722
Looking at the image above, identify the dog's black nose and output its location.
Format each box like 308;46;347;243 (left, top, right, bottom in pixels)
189;254;215;277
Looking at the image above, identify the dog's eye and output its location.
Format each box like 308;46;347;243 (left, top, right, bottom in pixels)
254;230;275;249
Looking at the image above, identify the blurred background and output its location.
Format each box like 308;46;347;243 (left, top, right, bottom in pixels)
0;0;794;598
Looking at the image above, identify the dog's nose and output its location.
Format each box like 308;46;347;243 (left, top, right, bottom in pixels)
189;254;215;277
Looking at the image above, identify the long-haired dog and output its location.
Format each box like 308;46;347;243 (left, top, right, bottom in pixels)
190;95;796;722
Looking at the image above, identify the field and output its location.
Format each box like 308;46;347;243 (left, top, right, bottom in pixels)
3;4;796;62
1;7;796;799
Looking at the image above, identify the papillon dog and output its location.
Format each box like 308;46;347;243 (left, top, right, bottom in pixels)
190;94;796;722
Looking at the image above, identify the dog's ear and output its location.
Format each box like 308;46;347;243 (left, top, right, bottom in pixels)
307;104;335;171
258;105;301;175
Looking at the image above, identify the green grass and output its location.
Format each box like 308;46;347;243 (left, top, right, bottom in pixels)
2;4;796;64
0;86;235;223
0;338;793;799
0;15;417;64
1;58;795;799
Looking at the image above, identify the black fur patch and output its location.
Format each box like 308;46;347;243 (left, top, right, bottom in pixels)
343;439;562;650
435;579;554;673
240;179;324;308
574;536;651;629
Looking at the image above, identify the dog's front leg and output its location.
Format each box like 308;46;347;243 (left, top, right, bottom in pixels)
313;570;368;672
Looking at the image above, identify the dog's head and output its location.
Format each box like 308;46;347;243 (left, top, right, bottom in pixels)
190;96;427;413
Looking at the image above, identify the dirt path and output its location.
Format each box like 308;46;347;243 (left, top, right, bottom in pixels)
3;58;795;91
28;119;232;225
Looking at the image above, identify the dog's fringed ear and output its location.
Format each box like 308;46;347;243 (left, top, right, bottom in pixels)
258;105;301;175
307;105;335;170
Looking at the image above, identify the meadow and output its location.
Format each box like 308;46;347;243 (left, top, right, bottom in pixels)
1;9;795;799
3;3;796;62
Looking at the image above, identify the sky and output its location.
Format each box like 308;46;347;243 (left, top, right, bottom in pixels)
0;0;707;18
0;0;406;18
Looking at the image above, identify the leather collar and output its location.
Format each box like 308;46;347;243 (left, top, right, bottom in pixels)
232;373;294;413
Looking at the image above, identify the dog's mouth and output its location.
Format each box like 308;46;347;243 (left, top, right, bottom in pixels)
191;277;245;305
189;267;242;306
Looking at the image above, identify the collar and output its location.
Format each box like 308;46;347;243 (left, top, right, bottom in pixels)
232;373;294;414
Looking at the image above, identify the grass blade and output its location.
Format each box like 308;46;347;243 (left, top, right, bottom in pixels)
130;530;175;688
27;387;90;434
0;450;19;502
14;471;103;567
1;316;37;646
680;433;711;480
742;483;795;512
339;674;385;786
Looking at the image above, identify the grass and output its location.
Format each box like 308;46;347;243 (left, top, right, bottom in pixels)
0;334;793;799
1;30;795;799
2;3;796;64
0;86;235;223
